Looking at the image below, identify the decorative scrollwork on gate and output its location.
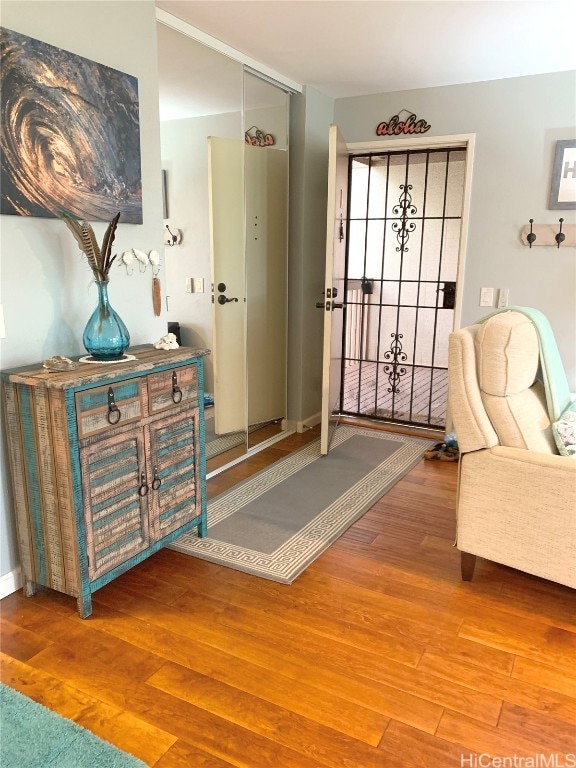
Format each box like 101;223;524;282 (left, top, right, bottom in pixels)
391;184;417;254
383;332;408;393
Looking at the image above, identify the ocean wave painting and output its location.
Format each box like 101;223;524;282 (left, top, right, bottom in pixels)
0;28;142;223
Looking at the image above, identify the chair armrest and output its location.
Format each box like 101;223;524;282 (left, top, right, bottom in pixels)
487;445;576;473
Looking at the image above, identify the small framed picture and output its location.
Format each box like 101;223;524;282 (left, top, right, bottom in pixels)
549;139;576;210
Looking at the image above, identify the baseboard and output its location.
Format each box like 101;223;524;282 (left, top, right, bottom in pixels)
297;412;321;432
0;567;22;599
207;427;295;478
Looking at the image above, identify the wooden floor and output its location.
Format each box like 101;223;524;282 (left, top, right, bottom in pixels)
2;426;575;767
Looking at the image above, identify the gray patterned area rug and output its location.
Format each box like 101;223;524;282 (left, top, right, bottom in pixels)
171;425;433;583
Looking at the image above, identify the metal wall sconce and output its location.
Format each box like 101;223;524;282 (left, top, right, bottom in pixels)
521;218;575;248
164;224;183;247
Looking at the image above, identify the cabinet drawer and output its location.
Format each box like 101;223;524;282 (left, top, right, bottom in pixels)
76;380;143;439
148;365;198;415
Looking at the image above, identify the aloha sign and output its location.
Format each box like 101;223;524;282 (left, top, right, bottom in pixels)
376;111;431;137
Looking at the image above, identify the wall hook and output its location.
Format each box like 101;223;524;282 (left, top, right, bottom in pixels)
527;219;536;248
555;218;565;248
165;225;182;247
120;250;134;275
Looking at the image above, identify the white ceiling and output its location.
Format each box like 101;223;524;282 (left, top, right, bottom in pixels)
156;0;576;111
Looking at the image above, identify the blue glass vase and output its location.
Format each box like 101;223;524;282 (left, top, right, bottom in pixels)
83;280;130;360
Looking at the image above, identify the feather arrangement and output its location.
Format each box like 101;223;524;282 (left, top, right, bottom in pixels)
61;212;121;282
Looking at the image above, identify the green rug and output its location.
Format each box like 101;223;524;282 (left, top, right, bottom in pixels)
0;683;147;768
171;425;433;583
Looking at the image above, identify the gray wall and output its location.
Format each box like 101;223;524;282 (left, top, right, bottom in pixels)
334;71;576;389
288;86;335;425
0;0;164;584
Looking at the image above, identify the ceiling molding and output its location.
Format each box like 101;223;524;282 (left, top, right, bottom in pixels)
156;8;303;94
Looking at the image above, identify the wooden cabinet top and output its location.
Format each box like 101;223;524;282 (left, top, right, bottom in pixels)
1;345;210;389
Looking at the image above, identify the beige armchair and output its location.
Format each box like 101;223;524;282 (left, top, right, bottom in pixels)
448;310;576;588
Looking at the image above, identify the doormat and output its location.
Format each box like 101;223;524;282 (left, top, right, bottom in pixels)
171;425;433;583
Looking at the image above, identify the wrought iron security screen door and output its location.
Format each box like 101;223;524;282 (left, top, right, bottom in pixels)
342;147;466;429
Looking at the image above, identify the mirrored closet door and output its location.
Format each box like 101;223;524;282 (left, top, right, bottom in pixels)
157;21;290;472
244;72;289;450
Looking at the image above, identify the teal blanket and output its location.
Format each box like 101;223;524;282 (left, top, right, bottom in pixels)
481;306;571;422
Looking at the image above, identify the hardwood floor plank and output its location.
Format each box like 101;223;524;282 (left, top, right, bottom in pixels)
418;652;576;726
0;588;76;625
0;617;53;662
512;657;576;698
379;719;480;768
497;702;576;753
147;661;396;766
0;654;175;766
499;579;576;633
459;614;576;670
17;612;166;682
436;709;573;760
153;739;239;768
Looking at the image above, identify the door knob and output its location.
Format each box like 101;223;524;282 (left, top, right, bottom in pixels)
218;294;239;305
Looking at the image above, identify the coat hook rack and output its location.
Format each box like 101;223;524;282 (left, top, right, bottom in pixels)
555;218;565;248
520;218;575;248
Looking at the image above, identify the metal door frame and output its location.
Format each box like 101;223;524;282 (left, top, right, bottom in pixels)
341;134;476;428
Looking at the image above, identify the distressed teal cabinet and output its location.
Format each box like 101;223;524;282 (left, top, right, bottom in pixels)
2;346;209;617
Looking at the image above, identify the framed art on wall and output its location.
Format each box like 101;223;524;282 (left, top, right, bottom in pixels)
549;139;576;210
0;28;143;223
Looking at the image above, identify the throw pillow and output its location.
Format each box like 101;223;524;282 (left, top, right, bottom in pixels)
552;400;576;457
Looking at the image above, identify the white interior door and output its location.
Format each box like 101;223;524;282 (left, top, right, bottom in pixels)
245;144;288;428
320;125;348;455
208;136;246;435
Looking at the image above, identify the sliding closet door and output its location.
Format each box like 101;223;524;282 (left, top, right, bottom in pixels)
244;71;289;446
208;136;247;435
245;144;288;427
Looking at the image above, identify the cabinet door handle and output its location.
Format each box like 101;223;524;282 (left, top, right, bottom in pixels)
107;387;121;425
151;467;162;491
138;471;149;497
172;371;183;404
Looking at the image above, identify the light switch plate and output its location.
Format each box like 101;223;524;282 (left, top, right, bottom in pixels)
186;278;204;294
480;287;494;307
497;288;509;308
